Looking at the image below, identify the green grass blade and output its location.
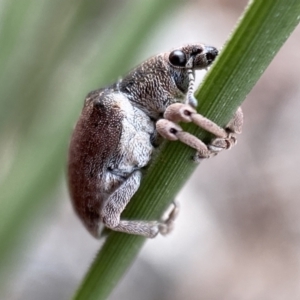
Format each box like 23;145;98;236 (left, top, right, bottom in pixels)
73;1;300;299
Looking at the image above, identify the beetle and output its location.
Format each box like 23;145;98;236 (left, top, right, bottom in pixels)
68;44;243;238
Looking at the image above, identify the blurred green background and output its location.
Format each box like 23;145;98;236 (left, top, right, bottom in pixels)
1;0;300;299
0;0;181;293
0;0;178;265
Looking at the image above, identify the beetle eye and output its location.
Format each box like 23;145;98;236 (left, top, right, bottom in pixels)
169;50;186;67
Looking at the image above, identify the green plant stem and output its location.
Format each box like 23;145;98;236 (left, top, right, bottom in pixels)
73;1;300;299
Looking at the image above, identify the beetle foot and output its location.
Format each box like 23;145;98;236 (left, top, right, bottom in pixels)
159;201;180;236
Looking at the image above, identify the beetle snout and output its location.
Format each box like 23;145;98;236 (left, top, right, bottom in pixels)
205;46;218;65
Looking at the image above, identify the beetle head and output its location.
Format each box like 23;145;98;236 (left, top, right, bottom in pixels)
168;44;218;70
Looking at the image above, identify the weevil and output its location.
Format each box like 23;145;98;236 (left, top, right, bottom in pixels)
68;44;243;238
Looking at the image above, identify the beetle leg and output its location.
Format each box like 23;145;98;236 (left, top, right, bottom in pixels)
100;170;176;238
156;103;243;160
